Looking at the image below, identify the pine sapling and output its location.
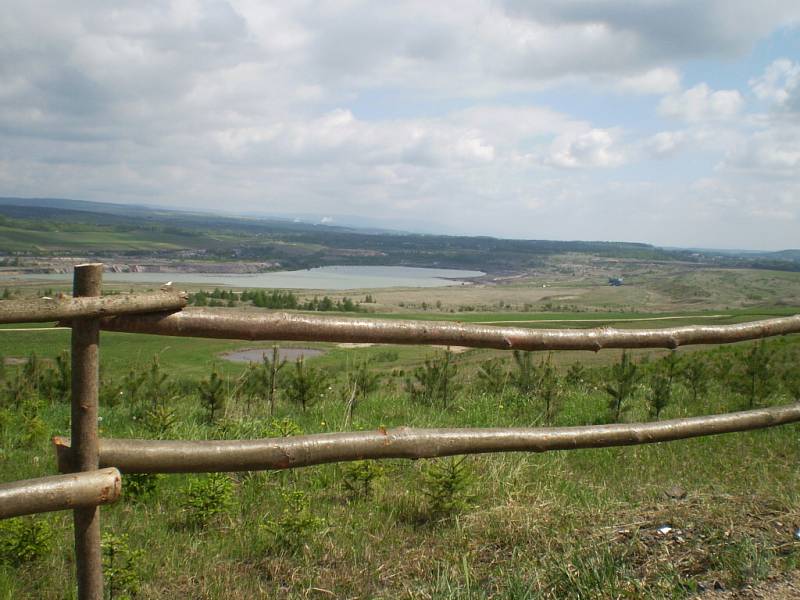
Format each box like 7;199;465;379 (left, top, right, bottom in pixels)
199;369;226;424
604;351;638;422
681;358;708;404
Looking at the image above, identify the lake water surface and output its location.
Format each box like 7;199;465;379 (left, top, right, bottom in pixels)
9;265;484;290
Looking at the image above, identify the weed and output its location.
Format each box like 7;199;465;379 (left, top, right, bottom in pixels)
546;544;634;599
713;537;773;588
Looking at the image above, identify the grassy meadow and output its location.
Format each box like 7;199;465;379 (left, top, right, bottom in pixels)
0;293;799;598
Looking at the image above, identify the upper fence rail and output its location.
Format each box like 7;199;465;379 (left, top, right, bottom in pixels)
0;291;187;324
84;307;800;351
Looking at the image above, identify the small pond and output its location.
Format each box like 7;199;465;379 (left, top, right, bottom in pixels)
221;347;326;363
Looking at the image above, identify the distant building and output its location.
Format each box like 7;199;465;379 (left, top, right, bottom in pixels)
608;277;624;286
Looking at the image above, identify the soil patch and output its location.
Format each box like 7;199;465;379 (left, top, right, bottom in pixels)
3;356;55;366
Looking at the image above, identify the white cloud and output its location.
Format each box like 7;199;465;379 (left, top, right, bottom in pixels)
722;123;800;175
502;0;800;63
658;83;744;122
750;58;800;111
615;67;681;95
644;130;688;158
547;129;626;168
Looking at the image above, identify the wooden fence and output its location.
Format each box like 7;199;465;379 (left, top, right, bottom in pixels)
1;263;799;599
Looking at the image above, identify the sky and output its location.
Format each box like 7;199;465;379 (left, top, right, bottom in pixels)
1;2;799;250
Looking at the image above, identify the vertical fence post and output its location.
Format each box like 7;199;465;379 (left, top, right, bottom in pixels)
71;264;104;600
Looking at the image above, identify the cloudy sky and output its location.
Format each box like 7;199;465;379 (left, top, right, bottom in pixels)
1;1;799;249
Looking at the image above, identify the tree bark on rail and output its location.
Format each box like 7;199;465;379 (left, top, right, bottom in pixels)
92;308;800;351
0;291;187;324
54;403;800;474
0;469;121;519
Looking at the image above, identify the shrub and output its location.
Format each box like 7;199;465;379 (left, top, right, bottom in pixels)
261;489;324;555
0;517;52;566
123;473;161;503
267;417;303;437
342;361;380;425
648;352;679;419
734;341;774;408
475;359;507;396
261;346;286;416
648;373;671;419
421;457;474;517
198;369;226;424
537;354;561;425
510;350;538;401
102;533;144;599
405;350;459;408
39;349;70;403
19;414;47;448
565;361;587;387
241;347;286;416
142;356;169;411
604;351;639;422
681;357;708;403
181;474;234;528
342;460;383;498
285;357;327;412
143;404;177;438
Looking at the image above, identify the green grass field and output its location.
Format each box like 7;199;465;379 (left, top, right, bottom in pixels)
0;305;799;598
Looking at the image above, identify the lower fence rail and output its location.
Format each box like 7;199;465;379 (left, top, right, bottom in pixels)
52;403;800;474
0;469;121;519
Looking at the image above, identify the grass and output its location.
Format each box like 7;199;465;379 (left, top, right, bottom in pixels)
0;322;799;598
0;224;207;252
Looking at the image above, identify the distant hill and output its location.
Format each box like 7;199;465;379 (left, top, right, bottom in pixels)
0;196;797;273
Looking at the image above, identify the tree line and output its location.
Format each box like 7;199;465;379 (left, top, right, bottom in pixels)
187;288;363;312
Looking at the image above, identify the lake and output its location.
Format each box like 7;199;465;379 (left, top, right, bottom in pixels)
7;265;484;290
